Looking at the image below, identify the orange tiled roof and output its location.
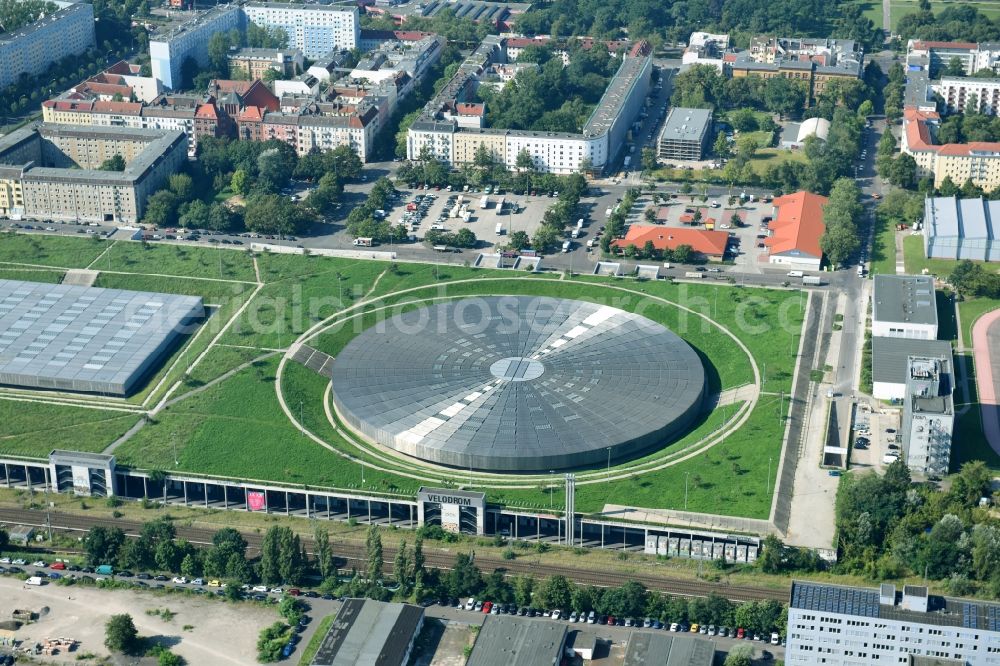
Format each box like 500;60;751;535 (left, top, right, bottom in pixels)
611;226;729;256
765;191;827;259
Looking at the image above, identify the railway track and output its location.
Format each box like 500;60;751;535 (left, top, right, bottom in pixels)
0;507;789;603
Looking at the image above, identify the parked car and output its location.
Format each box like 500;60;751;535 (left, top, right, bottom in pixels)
49;562;66;570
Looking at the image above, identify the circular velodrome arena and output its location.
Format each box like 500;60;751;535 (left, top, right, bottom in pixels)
330;296;706;472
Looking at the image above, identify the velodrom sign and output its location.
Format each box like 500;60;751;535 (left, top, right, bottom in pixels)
417;487;486;535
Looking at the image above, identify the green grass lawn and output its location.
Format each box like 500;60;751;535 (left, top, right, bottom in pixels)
749;148;808;177
298;614;335;666
889;0;1000;29
185;345;273;386
854;0;883;28
0;233;109;268
99;241;258;282
958;296;1000;349
0;267;65;283
0;400;139;458
870;211;896;277
903;234;1000;278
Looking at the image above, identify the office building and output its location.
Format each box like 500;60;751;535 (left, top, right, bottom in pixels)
923;195;1000;261
0;279;204;396
872;275;939;340
682;32;730;71
727;36;863;103
0;2;95;89
149;3;359;89
787;580;1000;665
902;355;954;476
657;108;713;161
310;598;423;666
871;337;953;400
0;123;187;225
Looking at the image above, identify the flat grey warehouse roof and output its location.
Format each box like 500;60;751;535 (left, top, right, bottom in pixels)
660;107;713;143
311;598;423;666
872;275;938;327
330;296;706;472
467;615;567;666
0;280;203;396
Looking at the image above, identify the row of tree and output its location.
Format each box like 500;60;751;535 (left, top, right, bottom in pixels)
949;260;1000;299
818;177;864;266
897;0;1000;43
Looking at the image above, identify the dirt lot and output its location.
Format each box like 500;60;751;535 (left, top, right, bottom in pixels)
0;577;276;664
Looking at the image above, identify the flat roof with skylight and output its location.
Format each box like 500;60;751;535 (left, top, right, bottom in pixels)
0;280;204;396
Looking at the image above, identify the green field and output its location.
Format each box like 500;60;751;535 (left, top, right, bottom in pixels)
870;212;897;277
958;296;1000;349
2;234;807;519
888;0;1000;29
0;401;139;457
0;267;65;283
901;235;1000;278
98;241;258;281
0;233;109;268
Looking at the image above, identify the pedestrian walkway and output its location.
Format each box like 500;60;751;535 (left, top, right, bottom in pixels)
705;384;758;408
602;504;776;536
61;269;99;287
290;344;335;377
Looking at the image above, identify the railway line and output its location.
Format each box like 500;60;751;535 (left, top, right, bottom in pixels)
0;507;789;603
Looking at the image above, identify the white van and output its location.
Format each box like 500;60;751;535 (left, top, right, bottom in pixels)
495;223;503;235
786;270;804;278
353;237;373;247
571;228;580;239
562;240;571;253
26;576;44;586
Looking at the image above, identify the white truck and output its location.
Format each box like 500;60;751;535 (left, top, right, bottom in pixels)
480;196;490;210
802;275;822;286
576;218;584;230
562;240;571;253
495;223;503;235
571;228;581;239
450;203;462;218
496;197;505;212
353;237;373;247
684;271;704;279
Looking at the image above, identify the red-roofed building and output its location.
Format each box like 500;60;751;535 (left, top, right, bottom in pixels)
902;105;1000;190
764;191;828;269
611;226;730;259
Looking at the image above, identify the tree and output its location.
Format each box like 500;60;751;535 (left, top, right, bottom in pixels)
759;534;785;573
231;168;250;196
508;230;530;250
314;526;334;581
447;552;482;598
537;575;573;610
944;56;966;77
412;535;425;588
143;190;178;227
640;147;658;172
259;527;283;585
513;575;534;607
939;175;959;197
394;540;411;590
105;614;139;654
180;553;198;578
366;525;383;584
99;154;126;171
724;644;754;666
713;131;731;159
329;145;363;180
84;526;126;565
168;173;195;202
244;194;305;235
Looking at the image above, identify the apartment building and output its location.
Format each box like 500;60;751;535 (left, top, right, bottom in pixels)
0;2;96;89
150;4;244;90
681;32;730;71
242;3;359;58
0;124;187;224
149;3;359;90
228;48;303;80
787;581;1000;665
726;36;863;103
902;107;1000;190
934;76;1000;115
407;36;651;174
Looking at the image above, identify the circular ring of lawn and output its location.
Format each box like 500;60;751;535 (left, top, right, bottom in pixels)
275;277;761;487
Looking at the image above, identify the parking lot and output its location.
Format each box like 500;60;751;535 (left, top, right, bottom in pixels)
849;402;902;471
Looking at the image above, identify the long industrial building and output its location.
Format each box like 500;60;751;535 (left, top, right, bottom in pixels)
0;123;188;224
0;2;96;89
150;2;360;89
923;195;1000;261
786;580;1000;665
407;37;652;174
0;280;204;396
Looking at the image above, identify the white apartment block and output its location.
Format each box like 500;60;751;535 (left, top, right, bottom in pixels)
0;2;95;89
150;3;359;90
242;3;359;58
407;36;651;174
934;77;1000;115
150;4;244;90
787;581;1000;666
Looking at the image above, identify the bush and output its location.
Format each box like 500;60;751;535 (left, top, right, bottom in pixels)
256;621;291;663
